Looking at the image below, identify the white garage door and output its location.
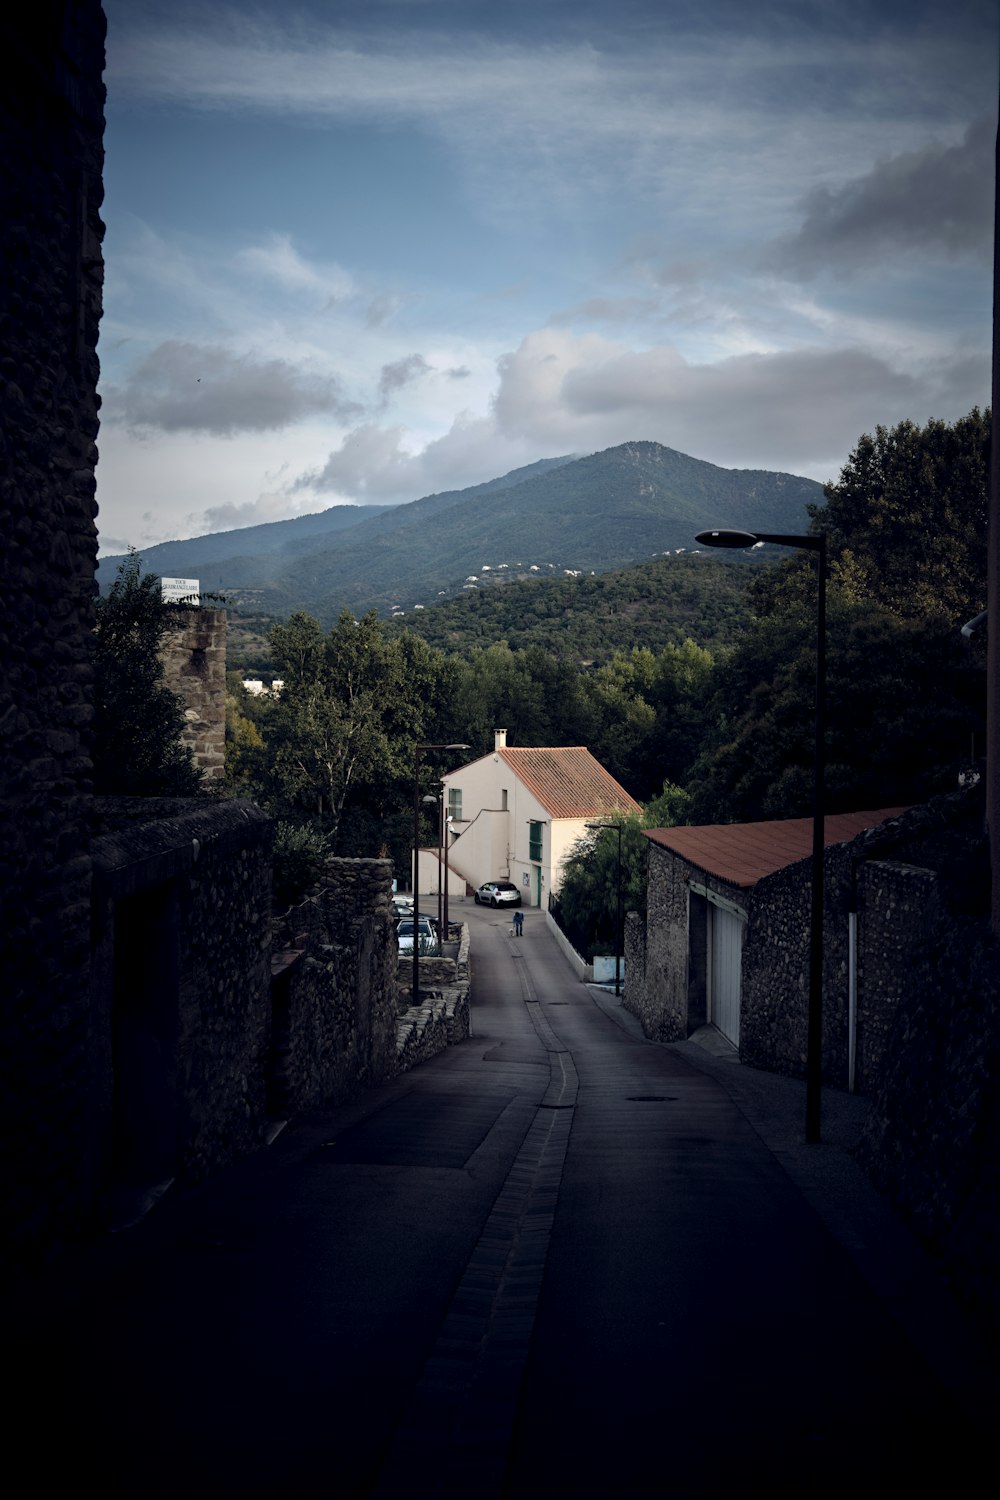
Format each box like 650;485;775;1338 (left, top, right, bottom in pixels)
709;904;744;1047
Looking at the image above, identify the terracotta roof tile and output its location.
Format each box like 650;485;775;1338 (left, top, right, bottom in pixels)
498;746;643;820
643;809;907;888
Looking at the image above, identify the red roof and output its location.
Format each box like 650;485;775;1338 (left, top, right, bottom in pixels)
498;746;643;820
643;809;907;888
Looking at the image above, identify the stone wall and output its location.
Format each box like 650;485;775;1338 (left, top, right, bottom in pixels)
623;843;743;1042
91;797;274;1196
741;793;981;1090
1;3;106;1269
160;607;227;781
270;858;399;1116
857;908;1000;1336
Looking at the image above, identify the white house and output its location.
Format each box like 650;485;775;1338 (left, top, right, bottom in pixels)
440;730;642;908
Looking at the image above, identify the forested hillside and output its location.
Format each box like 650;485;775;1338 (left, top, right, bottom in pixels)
384;551;760;662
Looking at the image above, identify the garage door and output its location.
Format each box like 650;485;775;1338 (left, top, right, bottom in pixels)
709;904;744;1047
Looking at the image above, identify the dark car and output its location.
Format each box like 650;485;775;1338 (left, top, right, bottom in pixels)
474;880;521;908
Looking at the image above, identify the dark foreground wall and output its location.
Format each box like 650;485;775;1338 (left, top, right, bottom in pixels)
91;797;275;1197
857;909;1000;1336
0;3;106;1269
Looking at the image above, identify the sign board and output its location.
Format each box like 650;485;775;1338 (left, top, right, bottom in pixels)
161;578;200;605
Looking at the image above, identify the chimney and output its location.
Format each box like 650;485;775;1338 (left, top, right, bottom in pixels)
494;728;508;751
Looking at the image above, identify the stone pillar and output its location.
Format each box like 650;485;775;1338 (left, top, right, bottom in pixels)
160;608;228;780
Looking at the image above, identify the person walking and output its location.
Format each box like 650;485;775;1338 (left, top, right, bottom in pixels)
513;909;524;937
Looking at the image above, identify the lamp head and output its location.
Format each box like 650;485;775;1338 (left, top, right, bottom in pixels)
695;528;759;549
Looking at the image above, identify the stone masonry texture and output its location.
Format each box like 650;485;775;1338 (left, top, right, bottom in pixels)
1;4;107;1270
160;607;227;780
91;797;275;1191
270;858;400;1116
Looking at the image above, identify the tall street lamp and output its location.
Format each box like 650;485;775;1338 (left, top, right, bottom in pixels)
443;811;455;942
422;789;443;943
586;820;625;997
695;528;827;1144
413;743;468;1004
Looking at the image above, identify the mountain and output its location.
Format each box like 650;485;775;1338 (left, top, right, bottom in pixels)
99;443;823;624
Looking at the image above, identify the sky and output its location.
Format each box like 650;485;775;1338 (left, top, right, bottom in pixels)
96;0;998;553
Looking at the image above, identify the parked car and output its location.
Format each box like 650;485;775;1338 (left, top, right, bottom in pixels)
391;895;415;922
474;880;521;908
396;917;440;955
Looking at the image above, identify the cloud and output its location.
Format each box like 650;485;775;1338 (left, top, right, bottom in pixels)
773;115;995;277
489;326;988;471
108;340;362;435
237;233;354;304
300;323;989;506
194;492;355;534
378;353;431;403
366;295;402;328
549;297;661;327
301;423;414;499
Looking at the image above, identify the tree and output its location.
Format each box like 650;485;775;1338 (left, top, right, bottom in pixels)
261;610;423;845
686;409;990;823
688;595;985;823
810;409;990;626
93;554;202;796
552;815;650;962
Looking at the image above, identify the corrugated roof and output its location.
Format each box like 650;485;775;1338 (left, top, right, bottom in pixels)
498;746;643;820
643;808;907;888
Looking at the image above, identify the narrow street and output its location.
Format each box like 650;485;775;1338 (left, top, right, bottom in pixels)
6;903;993;1496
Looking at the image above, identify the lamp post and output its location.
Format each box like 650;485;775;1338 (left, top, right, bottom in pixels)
413;743;468;1004
443;812;454;941
695;528;827;1144
423;790;443;944
587;820;625;996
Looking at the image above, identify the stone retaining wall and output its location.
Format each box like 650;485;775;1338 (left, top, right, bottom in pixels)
270;858;399;1115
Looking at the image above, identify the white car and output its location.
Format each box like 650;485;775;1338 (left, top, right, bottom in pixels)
474;881;522;908
396;917;440;955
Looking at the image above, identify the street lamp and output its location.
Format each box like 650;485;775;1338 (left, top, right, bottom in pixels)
695;528;827;1144
413;743;468;1004
443;812;455;942
587;820;625;997
422;790;443;944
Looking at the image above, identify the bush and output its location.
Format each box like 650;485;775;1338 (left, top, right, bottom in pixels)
273;821;330;907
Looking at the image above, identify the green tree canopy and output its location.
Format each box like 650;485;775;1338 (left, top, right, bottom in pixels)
811;409;989;626
93;554;202;796
260;610;421;842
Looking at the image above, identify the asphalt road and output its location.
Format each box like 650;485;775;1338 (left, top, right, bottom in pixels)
5;902;993;1496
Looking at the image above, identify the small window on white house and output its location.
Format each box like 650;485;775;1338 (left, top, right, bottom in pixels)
501;789;508;810
448;788;463;821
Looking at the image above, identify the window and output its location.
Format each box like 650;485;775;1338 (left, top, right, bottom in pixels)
529;821;543;862
448;788;462;822
501;789;508;811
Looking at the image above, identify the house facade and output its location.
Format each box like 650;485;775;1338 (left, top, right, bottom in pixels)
440;731;641;907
